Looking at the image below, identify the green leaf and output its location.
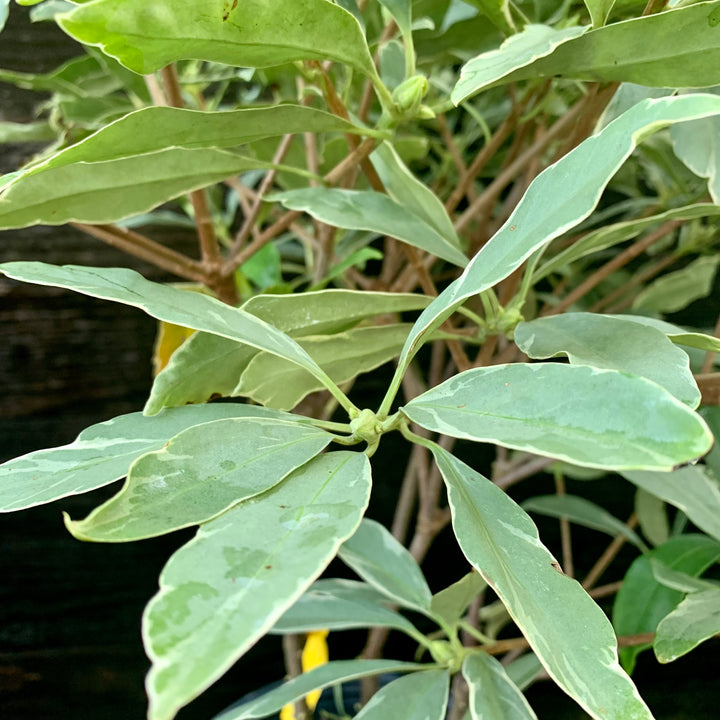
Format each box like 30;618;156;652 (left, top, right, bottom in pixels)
339;518;433;613
234;324;412;410
214;660;431;720
622;466;720;543
65;418;331;541
378;0;413;38
430;571;487;626
0;263;339;396
0;404;285;512
403;363;712;471
0;104;367;229
584;0;616;27
632;254;720;313
353;669;450;720
635;489;670;547
463;652;538;720
145;290;431;415
384;94;720;405
144;451;372;720
533;203;720;282
505;654;543;692
671;97;720;204
514;313;701;408
451;24;589;104
271;578;416;634
522;494;648;551
463;1;516;35
612;534;720;672
269;188;468;267
650;559;719;595
0;0;8;32
655;587;720;663
371;142;462;249
456;3;720;93
434;447;654;720
58;0;378;78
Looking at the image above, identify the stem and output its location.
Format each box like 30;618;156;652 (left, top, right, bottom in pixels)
282;634;309;720
454;102;585;234
542;219;683;316
582;514;639;590
72;223;207;283
554;469;574;579
159;64;238;304
227;132;295;261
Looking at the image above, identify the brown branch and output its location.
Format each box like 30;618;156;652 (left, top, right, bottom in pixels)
542;219;683;317
159;64;238;303
582;514;639;590
454;102;585;234
72;223;207;283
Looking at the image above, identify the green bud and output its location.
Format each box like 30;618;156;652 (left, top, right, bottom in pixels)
392;74;428;117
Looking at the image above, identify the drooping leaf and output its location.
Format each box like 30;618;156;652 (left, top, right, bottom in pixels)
215;660;432;720
234;324;412;410
522;494;648;551
0;404;288;511
145;290;430;415
0;147;267;227
434;447;654;720
455;3;720;96
339;518;433;613
353;669;450;720
451;24;589;104
612;534;720;672
654;587;720;663
584;0;616;28
514;313;701;408
384;94;720;402
271;578;416;634
632;254;720;313
635;490;670;547
371;142;462;248
269;188;468;267
622;466;720;543
144;451;372;720
65;418;332;541
430;570;487;626
463;652;538;720
403;363;712;471
533;203;720;282
144;291;428;414
0;263;340;395
58;0;378;78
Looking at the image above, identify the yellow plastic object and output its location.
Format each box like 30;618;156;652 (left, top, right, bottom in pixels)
280;630;330;719
152;320;195;376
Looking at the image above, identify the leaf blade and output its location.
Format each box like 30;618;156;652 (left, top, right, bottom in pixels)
58;0;378;78
403;364;712;471
269;187;468;267
0;404;286;511
65;418;332;541
434;448;654;720
144;451;372;720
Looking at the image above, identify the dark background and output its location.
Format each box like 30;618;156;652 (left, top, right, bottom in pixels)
1;4;719;719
